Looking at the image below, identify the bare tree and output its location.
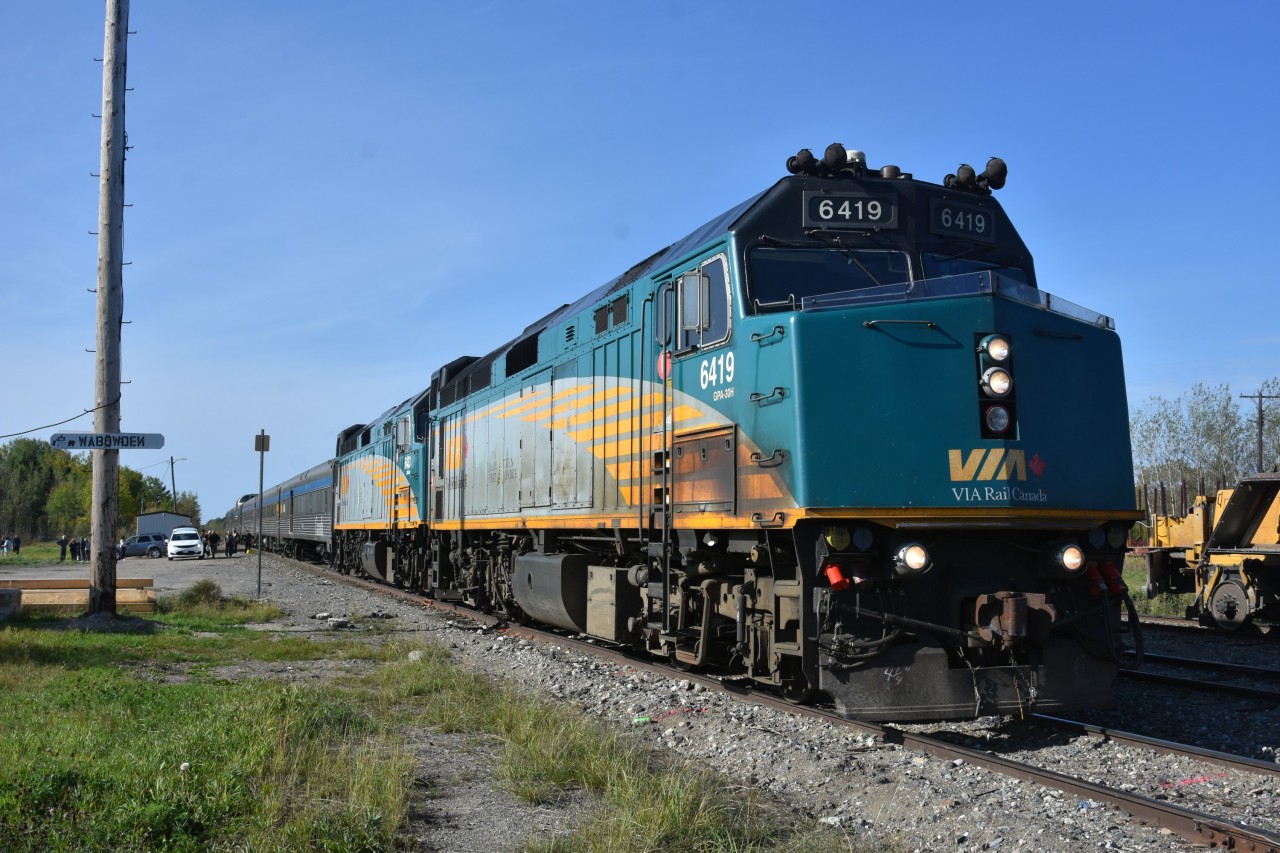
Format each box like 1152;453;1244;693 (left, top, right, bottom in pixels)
1130;378;1279;504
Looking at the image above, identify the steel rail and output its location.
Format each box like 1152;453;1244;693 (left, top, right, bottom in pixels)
1031;713;1280;778
1119;668;1280;703
1137;614;1280;639
1137;652;1280;682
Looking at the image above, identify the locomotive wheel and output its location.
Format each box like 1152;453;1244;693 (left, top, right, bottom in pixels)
1208;580;1252;631
779;660;813;704
780;675;812;704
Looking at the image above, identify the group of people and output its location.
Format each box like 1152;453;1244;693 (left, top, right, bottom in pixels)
56;535;91;562
204;530;239;558
8;531;246;563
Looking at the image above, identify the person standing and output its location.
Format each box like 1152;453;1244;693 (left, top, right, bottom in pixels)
58;534;68;562
225;531;235;557
208;530;220;558
69;538;80;562
12;535;19;555
80;537;89;562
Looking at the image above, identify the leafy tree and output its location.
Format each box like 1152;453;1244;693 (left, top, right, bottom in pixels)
1130;378;1280;513
0;438;56;539
1183;383;1249;488
45;478;89;537
1130;395;1188;492
137;474;173;514
0;440;205;541
175;491;202;527
117;467;143;532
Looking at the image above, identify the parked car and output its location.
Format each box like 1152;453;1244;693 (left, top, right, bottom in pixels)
166;527;204;560
120;533;166;559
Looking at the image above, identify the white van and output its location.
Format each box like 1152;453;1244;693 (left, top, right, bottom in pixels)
167;527;204;560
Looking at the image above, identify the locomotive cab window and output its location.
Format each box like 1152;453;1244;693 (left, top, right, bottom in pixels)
922;253;1032;287
747;247;910;312
676;255;730;353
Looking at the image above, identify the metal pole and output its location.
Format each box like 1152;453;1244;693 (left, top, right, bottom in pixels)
255;430;269;599
89;0;129;616
169;455;178;513
258;430;265;599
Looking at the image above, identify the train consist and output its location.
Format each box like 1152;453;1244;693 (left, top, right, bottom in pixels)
227;145;1142;721
1143;471;1280;629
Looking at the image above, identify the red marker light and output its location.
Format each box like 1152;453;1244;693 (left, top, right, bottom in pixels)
823;561;851;591
1099;562;1125;595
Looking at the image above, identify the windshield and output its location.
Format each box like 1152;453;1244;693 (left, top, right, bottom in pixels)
923;252;1031;286
747;246;911;312
173;532;199;542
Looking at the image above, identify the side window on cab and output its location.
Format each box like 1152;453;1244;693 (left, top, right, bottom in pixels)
677;254;730;353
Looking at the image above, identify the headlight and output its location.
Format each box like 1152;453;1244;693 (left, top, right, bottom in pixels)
979;334;1010;362
981;367;1012;397
1058;544;1085;573
1107;525;1128;549
895;543;931;575
823;526;850;551
984;405;1011;433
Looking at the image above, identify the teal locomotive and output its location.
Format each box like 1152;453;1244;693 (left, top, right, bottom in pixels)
239;145;1141;720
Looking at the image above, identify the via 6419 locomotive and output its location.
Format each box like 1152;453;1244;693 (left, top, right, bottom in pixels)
230;145;1142;721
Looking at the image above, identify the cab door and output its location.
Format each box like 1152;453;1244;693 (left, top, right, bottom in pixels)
670;254;735;515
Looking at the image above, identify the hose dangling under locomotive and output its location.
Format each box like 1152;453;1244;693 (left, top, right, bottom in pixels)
227;145;1144;721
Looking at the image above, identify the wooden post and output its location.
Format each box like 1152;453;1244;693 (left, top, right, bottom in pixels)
90;0;129;615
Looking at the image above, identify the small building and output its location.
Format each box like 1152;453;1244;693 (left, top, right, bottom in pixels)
136;511;193;537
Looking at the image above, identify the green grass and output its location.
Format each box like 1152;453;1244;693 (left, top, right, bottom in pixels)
372;643;860;852
0;542;63;569
1122;554;1197;618
0;582;863;852
0;583;411;852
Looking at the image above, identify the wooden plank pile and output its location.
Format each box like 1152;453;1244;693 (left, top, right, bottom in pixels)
0;578;156;614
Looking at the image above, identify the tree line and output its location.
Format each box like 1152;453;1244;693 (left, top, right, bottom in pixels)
0;438;202;543
1129;377;1280;510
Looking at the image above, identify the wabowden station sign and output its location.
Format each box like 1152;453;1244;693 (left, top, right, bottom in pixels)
50;432;165;450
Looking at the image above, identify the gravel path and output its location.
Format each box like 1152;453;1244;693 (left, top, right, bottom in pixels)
66;555;1280;850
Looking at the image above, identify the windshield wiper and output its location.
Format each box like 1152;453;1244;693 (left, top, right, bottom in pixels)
809;231;884;287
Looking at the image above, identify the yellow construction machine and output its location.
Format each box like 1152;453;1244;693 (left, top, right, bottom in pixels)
1143;470;1280;629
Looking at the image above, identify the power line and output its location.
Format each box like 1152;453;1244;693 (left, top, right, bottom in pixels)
0;396;122;441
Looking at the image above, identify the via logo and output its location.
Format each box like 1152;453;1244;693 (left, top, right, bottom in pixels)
948;449;1029;482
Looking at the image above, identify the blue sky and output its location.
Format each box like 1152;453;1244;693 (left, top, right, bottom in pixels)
2;1;1278;520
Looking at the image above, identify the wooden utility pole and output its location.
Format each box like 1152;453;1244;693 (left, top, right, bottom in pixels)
1241;390;1280;474
90;0;129;615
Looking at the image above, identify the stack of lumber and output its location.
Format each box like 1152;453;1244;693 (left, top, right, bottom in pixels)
0;578;156;614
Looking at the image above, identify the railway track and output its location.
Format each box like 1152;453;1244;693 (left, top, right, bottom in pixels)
1119;651;1280;702
1029;713;1280;780
1139;613;1280;639
281;555;1280;852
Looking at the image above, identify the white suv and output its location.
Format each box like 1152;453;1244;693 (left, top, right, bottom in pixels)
167;527;204;560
